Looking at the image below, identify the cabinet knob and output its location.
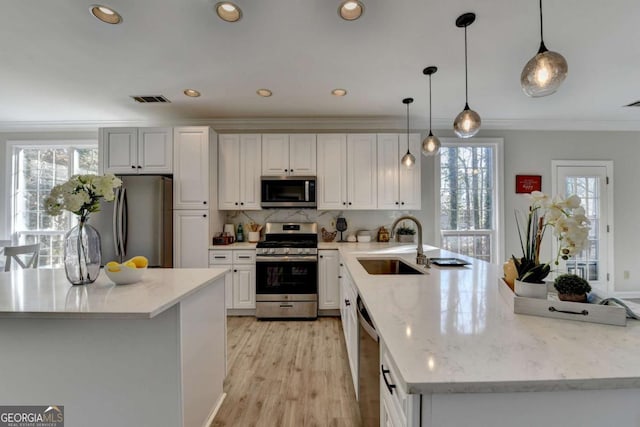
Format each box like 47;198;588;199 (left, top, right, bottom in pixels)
203;201;207;205
340;263;343;267
338;275;342;279
401;202;405;205
240;202;244;206
234;269;237;273
348;202;352;206
131;165;136;169
319;255;323;258
235;202;239;206
137;165;142;169
290;169;294;173
343;202;346;206
395;201;399;205
203;214;207;218
284;169;288;172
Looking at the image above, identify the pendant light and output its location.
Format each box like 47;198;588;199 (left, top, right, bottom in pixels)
422;66;440;156
453;12;481;139
401;98;416;168
520;0;568;97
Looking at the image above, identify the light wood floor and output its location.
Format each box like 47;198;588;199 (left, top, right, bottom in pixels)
211;316;361;427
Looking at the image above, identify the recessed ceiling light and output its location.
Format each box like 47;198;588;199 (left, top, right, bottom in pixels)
90;5;122;24
256;89;272;97
215;2;242;22
338;0;364;21
331;89;347;96
183;89;201;97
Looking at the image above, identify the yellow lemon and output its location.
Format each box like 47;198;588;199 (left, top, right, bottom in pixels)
128;256;149;269
124;261;137;269
106;261;121;272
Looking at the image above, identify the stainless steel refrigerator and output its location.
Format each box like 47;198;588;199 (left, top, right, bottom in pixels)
90;175;173;267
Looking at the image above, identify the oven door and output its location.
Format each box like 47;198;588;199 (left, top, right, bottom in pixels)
255;256;318;301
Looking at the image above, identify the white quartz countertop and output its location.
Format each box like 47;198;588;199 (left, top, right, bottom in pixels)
0;268;228;319
339;244;640;394
210;242;257;249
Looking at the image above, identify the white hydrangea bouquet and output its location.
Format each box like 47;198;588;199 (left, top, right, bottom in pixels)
513;191;591;283
44;174;122;222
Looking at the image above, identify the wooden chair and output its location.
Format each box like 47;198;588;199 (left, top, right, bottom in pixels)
3;244;40;272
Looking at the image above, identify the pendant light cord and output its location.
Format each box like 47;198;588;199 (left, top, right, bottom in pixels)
539;0;544;43
406;102;410;151
428;74;432;131
464;25;469;105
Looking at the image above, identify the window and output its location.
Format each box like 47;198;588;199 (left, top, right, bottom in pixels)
552;160;613;294
435;138;503;262
9;142;98;267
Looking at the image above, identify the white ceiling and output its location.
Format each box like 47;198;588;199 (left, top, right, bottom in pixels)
2;0;640;131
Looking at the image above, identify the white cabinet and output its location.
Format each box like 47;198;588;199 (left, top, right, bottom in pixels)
317;134;377;210
377;133;421;210
380;339;421;427
209;249;256;310
100;127;173;175
340;263;359;397
173;210;209;268
318;250;340;310
219;134;262;210
262;134;316;176
173;127;210;210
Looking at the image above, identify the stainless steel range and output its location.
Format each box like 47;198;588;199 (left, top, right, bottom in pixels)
255;222;318;319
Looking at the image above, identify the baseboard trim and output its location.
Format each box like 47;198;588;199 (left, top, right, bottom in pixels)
203;392;226;427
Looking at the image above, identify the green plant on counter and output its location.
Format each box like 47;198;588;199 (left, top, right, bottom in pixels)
396;224;416;235
553;274;591;295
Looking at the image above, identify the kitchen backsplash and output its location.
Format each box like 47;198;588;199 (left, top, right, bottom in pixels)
223;209;418;240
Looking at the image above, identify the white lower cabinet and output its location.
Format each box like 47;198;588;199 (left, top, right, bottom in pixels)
340;262;359;397
318;250;340;310
209;249;256;310
380;339;420;427
174;210;209;268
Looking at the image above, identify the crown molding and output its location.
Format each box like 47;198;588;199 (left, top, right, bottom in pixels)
0;117;638;133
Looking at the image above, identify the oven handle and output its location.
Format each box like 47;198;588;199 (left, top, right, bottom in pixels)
255;255;318;262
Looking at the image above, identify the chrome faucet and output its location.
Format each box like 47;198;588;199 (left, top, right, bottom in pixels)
390;215;429;267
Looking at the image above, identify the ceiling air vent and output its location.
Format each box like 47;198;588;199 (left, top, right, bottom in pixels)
131;95;171;103
624;100;640;107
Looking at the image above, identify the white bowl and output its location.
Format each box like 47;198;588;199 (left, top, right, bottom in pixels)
104;265;145;285
357;235;371;242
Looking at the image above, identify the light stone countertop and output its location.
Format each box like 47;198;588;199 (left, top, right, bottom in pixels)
210;242;257;249
338;244;640;394
0;268;228;319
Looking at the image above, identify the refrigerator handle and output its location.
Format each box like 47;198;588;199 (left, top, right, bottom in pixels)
121;188;129;258
117;188;126;259
113;188;121;258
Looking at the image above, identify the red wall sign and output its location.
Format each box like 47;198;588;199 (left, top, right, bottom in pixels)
515;175;542;193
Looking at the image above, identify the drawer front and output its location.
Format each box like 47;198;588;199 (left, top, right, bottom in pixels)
381;345;408;426
209;250;232;265
233;250;256;264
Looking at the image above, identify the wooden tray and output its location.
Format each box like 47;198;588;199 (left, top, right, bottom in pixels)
498;278;627;326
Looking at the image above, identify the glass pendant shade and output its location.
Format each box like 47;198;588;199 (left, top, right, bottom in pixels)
453;104;481;138
401;151;416;168
521;46;568;97
422;132;441;155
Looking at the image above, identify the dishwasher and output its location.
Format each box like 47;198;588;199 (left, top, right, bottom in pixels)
357;296;379;426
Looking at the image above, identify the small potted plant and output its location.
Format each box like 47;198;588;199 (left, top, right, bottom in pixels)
553;274;591;303
396;224;416;243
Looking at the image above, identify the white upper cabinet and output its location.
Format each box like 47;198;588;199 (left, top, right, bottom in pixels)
317;133;376;210
377;133;421;210
173;209;209;268
173;127;211;209
100;127;172;175
219;134;262;210
317;134;348;210
261;134;316;176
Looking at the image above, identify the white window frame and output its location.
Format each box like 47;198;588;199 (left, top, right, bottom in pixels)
434;138;504;263
5;140;98;265
552;160;614;295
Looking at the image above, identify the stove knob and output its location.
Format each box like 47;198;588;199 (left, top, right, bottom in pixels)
269;248;276;255
284;248;290;255
298;248;305;255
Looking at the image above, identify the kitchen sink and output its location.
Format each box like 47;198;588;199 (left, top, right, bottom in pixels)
357;258;424;275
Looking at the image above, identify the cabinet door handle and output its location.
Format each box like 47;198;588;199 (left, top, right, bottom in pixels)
214;256;226;259
344;299;350;306
280;304;294;308
381;365;396;395
238;256;250;259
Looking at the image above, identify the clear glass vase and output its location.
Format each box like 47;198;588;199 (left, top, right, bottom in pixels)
64;218;102;285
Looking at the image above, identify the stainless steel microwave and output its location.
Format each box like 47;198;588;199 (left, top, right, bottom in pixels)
261;176;316;208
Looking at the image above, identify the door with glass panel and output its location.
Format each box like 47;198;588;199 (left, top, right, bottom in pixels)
553;161;612;294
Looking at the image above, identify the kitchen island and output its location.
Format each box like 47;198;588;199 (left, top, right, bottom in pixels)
338;244;640;426
0;268;228;427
